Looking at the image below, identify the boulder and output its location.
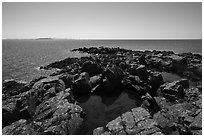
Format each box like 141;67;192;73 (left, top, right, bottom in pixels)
72;72;92;95
149;72;164;96
159;79;189;101
81;61;102;77
102;65;124;92
168;55;187;71
136;65;149;81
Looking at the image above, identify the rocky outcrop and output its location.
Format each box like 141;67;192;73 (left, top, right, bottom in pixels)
93;107;163;135
33;90;84;134
3;89;85;135
2;79;28;98
153;87;202;135
3;47;202;135
159;79;189;101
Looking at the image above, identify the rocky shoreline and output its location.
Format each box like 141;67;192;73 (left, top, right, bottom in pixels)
2;47;202;135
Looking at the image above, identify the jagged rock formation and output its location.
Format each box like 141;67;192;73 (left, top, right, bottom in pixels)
2;47;202;135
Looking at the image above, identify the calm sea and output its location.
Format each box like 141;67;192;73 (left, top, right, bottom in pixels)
2;39;202;82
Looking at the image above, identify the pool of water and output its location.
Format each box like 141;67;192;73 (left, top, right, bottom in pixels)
75;90;142;134
75;72;200;134
161;72;199;87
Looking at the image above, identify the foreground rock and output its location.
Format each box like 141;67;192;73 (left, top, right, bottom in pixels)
159;79;189;101
154;87;202;135
93;107;163;135
3;90;85;135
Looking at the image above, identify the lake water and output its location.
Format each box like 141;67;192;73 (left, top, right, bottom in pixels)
2;39;202;81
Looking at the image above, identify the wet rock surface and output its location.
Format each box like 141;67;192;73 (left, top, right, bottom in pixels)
2;47;202;135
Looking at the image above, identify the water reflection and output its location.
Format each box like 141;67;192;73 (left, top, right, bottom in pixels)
76;91;139;134
161;72;198;87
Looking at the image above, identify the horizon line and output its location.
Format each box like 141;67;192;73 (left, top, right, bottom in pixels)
2;38;202;40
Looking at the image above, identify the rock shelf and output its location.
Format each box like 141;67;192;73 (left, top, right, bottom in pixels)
2;47;202;135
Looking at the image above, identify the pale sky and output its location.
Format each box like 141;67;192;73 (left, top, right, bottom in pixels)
2;2;202;39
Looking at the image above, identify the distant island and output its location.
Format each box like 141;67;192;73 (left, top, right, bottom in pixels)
35;38;54;40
